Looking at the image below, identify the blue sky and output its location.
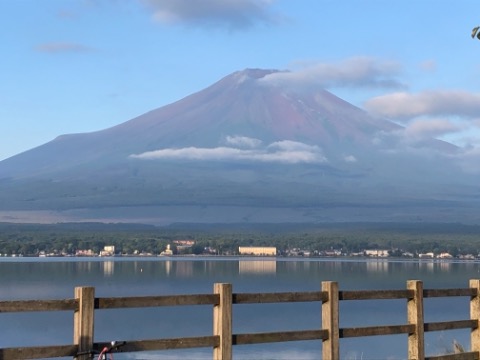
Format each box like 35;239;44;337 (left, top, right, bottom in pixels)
2;0;480;163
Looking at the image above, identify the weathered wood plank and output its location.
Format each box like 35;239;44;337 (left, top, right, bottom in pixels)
424;320;477;332
233;291;325;304
97;294;219;309
425;351;479;360
322;281;339;360
408;280;425;360
341;324;414;338
0;344;78;360
471;280;480;355
340;289;412;301
0;299;77;313
73;287;95;360
96;336;219;352
233;329;327;345
424;288;475;298
213;283;232;360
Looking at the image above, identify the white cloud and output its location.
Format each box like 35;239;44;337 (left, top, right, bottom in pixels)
450;121;480;148
344;155;357;163
267;140;320;152
364;90;480;121
141;0;279;30
405;119;462;139
130;138;327;164
259;57;406;90
364;90;480;149
132;146;248;160
224;135;262;148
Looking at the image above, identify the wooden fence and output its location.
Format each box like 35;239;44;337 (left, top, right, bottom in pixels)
1;280;480;360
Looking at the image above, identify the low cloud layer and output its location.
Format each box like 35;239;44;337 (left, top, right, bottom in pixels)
259;57;406;90
365;90;480;120
142;0;278;29
130;137;327;164
224;135;262;148
363;89;480;155
405;119;462;139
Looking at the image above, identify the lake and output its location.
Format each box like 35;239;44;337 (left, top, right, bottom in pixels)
1;257;479;359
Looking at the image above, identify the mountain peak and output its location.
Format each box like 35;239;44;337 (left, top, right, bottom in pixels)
230;68;281;83
239;68;279;77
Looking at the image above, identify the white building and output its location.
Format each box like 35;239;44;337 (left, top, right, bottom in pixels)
419;252;435;259
160;244;173;256
238;246;277;256
99;245;115;257
364;249;389;257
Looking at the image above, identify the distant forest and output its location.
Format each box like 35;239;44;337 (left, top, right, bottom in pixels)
1;221;480;257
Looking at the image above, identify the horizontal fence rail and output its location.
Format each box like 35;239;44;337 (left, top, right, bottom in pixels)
97;293;220;309
0;299;77;313
1;280;480;360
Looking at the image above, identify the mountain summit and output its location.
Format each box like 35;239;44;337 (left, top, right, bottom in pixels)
0;69;477;224
0;69;401;175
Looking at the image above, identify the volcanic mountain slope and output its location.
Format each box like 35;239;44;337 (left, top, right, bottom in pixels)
0;69;476;224
0;69;400;175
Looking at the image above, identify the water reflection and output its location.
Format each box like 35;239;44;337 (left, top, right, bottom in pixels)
366;259;389;273
419;260;435;273
175;261;194;277
75;260;93;274
165;260;171;275
103;261;114;276
239;260;276;274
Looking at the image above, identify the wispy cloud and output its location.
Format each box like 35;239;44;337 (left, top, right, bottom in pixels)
372;129;446;156
364;90;480;150
405;119;462;139
35;42;94;53
259;57;406;90
224;135;262;148
267;140;319;152
141;0;280;30
130;138;327;164
364;90;480;121
344;155;357;163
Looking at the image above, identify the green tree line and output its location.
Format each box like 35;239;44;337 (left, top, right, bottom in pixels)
1;222;480;257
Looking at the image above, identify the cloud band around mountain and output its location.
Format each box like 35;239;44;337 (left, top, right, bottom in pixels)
364;90;480;120
259;57;406;90
130;138;327;164
225;135;263;148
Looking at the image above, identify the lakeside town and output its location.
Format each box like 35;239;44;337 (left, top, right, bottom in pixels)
4;241;478;261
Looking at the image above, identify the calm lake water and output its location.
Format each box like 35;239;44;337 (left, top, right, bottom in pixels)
1;257;480;359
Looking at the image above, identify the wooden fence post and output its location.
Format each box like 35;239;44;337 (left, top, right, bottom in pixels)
213;283;232;360
407;280;424;360
470;279;480;354
73;287;95;360
322;281;339;360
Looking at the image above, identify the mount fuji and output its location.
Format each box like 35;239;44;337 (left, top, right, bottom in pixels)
0;69;478;224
